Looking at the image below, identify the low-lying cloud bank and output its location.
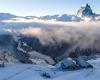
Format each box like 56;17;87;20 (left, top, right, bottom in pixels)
3;21;100;47
0;21;100;60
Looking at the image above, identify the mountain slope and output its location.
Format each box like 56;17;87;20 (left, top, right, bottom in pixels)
0;13;17;20
77;4;94;17
0;58;100;80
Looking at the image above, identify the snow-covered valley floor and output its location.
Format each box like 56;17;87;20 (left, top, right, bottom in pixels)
0;58;100;80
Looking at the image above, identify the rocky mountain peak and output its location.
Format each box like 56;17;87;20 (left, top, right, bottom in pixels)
77;4;94;17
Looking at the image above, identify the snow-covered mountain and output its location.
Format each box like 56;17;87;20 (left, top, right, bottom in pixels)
77;4;94;17
40;14;81;22
0;13;17;20
77;4;100;21
38;4;100;22
0;4;99;22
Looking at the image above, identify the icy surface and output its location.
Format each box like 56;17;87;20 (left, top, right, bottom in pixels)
0;58;100;80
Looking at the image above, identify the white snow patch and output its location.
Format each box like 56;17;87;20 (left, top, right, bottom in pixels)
0;58;100;80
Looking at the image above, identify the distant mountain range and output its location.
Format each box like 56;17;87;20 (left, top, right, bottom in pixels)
0;13;17;20
0;4;100;22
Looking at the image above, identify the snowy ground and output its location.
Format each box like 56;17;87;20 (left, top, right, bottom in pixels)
0;58;100;80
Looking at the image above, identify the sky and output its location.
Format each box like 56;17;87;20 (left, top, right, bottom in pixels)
0;0;99;16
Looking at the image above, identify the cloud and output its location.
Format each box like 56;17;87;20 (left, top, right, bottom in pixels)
1;20;100;52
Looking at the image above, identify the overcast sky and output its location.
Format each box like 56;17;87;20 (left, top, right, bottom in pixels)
0;0;99;16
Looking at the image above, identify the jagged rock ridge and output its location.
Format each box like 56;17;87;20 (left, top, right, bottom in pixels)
77;4;94;17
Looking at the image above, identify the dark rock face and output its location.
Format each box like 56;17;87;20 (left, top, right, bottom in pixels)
55;57;93;71
0;34;32;63
69;47;100;58
0;34;71;64
18;36;71;60
0;61;5;67
18;35;100;60
0;35;13;47
74;56;93;69
77;4;94;17
55;58;78;71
